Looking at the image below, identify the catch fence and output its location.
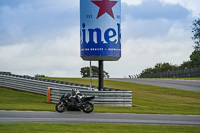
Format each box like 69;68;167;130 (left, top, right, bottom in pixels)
139;67;200;78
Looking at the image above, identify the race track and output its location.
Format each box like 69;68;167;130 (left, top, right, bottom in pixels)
0;111;200;125
108;78;200;92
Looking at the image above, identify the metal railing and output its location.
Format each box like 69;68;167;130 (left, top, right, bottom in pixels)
48;87;132;106
0;72;132;106
139;67;200;78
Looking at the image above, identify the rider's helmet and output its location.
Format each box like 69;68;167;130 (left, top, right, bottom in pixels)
71;89;77;96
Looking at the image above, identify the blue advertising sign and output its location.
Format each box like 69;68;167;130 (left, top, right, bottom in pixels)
80;0;121;61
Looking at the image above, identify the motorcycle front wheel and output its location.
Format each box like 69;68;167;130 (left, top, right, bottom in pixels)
82;102;94;113
55;102;66;113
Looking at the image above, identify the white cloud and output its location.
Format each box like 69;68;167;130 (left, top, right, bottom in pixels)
123;0;199;17
0;1;79;45
107;36;193;77
160;0;200;17
0;26;88;77
0;0;198;78
122;0;143;5
107;12;194;77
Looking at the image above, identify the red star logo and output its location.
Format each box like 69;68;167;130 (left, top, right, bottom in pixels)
91;0;118;19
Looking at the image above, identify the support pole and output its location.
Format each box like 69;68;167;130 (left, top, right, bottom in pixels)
98;60;104;91
89;60;92;88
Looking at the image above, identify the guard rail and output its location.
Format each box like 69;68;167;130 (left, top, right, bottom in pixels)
0;72;132;106
47;87;132;106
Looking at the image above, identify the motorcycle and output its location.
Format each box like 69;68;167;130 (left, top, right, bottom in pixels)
55;89;95;113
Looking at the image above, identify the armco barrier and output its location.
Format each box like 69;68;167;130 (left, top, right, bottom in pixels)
47;87;132;106
0;72;132;106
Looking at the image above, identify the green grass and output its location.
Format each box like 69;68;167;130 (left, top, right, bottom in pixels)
0;123;199;133
42;77;200;115
1;77;200;115
0;87;55;111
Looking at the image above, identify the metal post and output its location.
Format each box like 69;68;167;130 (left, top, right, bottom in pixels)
98;60;104;91
89;60;92;88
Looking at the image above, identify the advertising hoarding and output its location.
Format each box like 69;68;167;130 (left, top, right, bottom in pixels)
80;0;121;61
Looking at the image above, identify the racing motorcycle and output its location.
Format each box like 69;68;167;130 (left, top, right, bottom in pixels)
55;89;95;113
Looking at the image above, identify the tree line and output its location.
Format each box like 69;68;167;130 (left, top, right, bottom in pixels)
80;66;109;78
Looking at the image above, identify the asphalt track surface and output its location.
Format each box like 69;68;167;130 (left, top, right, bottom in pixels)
107;78;200;92
0;111;200;125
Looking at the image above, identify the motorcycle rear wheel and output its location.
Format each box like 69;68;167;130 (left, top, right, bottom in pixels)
82;102;94;113
55;102;66;113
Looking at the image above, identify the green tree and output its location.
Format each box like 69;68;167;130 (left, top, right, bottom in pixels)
140;68;153;75
139;62;179;77
179;61;193;69
80;67;90;78
192;16;200;50
80;66;109;78
158;63;178;72
190;16;200;67
34;74;46;78
190;50;200;67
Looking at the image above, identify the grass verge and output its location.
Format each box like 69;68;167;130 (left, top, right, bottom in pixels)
43;77;200;115
0;77;200;114
0;87;55;111
0;123;199;133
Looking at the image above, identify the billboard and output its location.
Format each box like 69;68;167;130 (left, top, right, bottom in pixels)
80;0;121;61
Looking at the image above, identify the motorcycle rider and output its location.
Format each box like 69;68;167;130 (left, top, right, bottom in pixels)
71;89;83;106
56;88;95;113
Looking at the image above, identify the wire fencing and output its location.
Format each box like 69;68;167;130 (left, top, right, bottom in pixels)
139;67;200;78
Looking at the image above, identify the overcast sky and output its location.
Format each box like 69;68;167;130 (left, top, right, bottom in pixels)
0;0;199;78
